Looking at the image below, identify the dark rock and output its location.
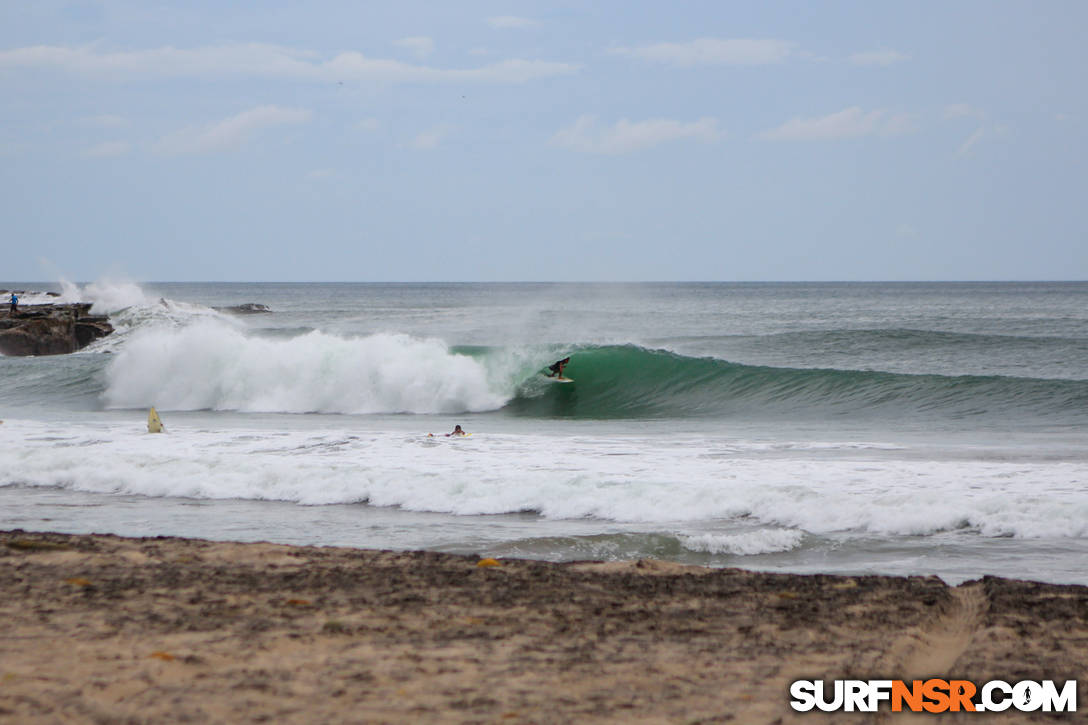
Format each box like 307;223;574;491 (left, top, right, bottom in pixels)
214;303;272;315
75;316;113;347
0;303;114;356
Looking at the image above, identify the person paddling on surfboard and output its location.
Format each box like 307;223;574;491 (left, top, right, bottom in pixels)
428;425;468;438
547;357;570;378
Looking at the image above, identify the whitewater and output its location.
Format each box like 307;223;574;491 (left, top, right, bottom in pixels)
2;281;1087;585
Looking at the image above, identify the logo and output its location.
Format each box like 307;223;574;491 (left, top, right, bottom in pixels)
790;679;1077;713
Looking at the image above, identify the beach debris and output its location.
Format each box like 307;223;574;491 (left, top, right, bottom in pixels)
322;620;349;634
149;651;175;661
476;558;501;568
285;598;312;607
65;577;93;588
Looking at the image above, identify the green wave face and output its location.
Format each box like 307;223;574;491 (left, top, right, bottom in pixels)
501;344;1088;421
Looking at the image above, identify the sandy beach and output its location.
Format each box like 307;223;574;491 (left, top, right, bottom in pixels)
1;530;1086;723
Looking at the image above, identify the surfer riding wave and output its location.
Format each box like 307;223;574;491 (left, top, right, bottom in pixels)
547;357;570;379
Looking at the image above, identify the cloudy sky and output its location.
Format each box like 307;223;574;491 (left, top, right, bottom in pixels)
2;1;1086;281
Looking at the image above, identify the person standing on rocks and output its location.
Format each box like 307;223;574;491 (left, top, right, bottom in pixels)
8;292;17;314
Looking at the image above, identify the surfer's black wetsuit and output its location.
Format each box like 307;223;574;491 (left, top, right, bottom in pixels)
548;357;570;377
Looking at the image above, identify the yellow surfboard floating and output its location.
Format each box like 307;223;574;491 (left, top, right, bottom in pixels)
147;406;164;433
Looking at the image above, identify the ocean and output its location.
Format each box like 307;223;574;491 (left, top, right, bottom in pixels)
2;281;1086;585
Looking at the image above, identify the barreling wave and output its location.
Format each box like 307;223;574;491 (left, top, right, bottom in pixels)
503;344;1088;422
45;332;1088;421
7;277;1087;422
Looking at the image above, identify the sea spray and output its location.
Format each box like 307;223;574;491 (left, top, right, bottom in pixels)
681;529;805;556
57;279;154;313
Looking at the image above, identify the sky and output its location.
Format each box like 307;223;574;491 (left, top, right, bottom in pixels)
1;1;1086;282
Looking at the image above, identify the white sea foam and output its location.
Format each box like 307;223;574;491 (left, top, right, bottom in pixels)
104;321;510;414
2;421;1087;542
681;530;805;555
7;290;62;306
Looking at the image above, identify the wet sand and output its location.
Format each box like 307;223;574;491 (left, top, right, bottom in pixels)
2;530;1086;723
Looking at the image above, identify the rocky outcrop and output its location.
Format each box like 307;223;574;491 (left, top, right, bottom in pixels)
0;303;114;356
1;289;60;298
214;302;272;315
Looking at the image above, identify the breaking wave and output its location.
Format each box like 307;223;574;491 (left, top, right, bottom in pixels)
104;322;509;414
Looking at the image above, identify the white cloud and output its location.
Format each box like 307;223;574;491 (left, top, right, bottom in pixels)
1;43;317;78
81;140;130;158
157;105;312;155
552;115;722;155
486;16;537;29
956;123;1011;157
0;43;576;84
609;38;793;67
758;107;916;141
956;127;986;157
848;49;910;66
394;36;434;59
411;126;448;150
944;103;985;120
